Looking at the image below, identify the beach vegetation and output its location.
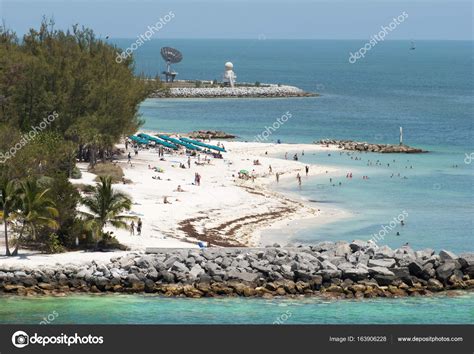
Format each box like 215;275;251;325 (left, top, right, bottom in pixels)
80;176;134;249
10;178;59;256
0;19;149;254
89;162;124;183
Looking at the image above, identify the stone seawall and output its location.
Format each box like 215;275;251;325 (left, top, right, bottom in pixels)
1;242;472;298
316;139;426;153
150;85;316;98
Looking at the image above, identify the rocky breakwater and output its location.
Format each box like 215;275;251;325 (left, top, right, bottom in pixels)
151;85;316;98
1;242;473;298
188;130;236;139
316;139;426;153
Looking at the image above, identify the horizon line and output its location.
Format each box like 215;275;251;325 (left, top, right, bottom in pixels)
103;37;473;41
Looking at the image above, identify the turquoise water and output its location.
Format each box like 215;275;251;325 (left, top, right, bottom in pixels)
266;148;473;253
0;293;473;324
2;40;469;325
133;39;473;253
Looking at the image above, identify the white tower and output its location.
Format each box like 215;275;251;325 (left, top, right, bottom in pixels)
223;62;237;88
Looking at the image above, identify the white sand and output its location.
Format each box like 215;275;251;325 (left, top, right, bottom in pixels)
0;138;349;267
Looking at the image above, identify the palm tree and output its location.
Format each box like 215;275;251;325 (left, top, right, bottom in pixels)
11;179;59;256
80;176;134;243
0;179;18;256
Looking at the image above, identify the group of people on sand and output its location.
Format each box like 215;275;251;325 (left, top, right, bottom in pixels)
130;218;142;236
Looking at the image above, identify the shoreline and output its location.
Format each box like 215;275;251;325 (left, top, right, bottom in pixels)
0;138;346;268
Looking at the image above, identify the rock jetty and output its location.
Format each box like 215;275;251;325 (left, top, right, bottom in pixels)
316;139;426;153
1;242;472;298
151;85;316;98
188;130;236;139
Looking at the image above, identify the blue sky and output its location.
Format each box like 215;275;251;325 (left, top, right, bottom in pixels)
1;0;472;40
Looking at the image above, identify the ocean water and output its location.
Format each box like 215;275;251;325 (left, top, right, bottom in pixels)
0;293;473;324
3;40;470;325
131;39;473;253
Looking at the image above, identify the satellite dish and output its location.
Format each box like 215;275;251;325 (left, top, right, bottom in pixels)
160;47;183;82
160;47;183;63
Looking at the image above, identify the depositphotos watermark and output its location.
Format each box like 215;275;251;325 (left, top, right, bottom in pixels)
0;111;58;164
464;152;474;164
115;11;175;63
39;310;59;325
368;210;408;248
273;310;292;325
255;111;292;142
12;330;103;348
349;11;408;64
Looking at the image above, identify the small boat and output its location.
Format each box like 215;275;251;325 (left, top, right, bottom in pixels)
410;40;416;50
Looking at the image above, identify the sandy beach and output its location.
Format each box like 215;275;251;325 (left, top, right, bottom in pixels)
0;137;349;267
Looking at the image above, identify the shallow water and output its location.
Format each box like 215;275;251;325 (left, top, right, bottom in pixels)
138;39;473;253
0;292;472;324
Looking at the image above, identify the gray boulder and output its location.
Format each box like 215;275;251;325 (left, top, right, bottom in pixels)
374;275;396;286
344;268;369;281
439;250;457;261
368;258;396;268
436;262;456;281
349;240;369;252
189;264;204;278
458;253;474;268
408;261;424;276
119;256;135;269
171;261;190;274
334;242;352;257
159;270;175;283
319;269;342;280
227;270;259;282
415;248;435;260
368;266;395;276
321;260;338;271
374;246;395;259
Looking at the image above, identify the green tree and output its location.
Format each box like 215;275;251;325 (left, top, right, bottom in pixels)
80;176;134;243
0;178;18;256
11;178;59;256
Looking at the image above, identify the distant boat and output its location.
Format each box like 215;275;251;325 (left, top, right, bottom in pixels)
410;41;416;50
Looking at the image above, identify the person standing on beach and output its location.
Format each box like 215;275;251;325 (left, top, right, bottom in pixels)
276;172;280;183
130;221;135;236
269;165;273;174
187;156;191;169
127;152;131;164
125;140;129;150
297;173;302;187
305;165;309;176
195;173;201;186
134;147;138;156
137;218;142;236
285;152;288;160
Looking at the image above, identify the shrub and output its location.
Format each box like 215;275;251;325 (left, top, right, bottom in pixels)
96;232;129;251
46;233;65;253
71;166;82;179
89;163;124;183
